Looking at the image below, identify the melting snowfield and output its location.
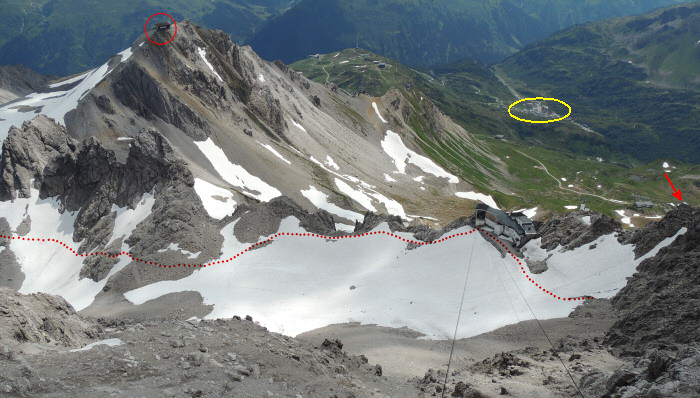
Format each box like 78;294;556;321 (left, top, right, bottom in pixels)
122;217;682;340
2;189;688;340
195;138;281;202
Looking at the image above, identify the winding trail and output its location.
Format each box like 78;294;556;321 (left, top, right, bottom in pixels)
1;230;594;302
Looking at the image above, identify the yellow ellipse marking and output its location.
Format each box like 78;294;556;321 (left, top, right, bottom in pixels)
508;97;572;124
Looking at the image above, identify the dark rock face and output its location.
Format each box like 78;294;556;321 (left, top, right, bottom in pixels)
0;115;77;201
621;204;698;258
0;287;101;346
0;64;56;98
606;210;700;352
0;115;216;284
536;211;621;251
112;62;212;141
602;205;700;397
230;196;336;243
604;347;700;398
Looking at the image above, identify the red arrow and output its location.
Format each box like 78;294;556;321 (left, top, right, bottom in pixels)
664;173;682;201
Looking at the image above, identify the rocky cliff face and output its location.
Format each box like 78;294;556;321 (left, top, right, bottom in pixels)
596;204;700;397
535;210;621;251
0;115;220;286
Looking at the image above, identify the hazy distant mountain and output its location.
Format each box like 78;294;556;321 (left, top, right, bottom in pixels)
0;0;297;76
497;2;700;163
246;0;688;66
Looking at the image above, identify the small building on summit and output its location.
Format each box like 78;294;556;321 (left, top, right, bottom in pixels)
154;22;171;31
474;204;537;248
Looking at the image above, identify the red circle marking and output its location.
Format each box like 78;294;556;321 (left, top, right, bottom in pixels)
145;13;177;45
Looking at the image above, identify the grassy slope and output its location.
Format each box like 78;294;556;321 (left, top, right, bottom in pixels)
0;0;295;76
291;48;700;219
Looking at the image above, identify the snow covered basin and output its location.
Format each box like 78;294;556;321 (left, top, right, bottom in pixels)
123;217;684;340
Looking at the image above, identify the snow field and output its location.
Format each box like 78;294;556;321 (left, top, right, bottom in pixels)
122;217;682;340
195;138;281;202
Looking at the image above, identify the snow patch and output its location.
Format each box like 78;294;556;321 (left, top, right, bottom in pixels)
384;174;397;182
662;162;670;168
197;47;223;82
325;155;339;170
615;210;634;227
455;191;498;209
158;243;200;259
195;138;281;202
381;131;459;183
301;186;364;222
581;216;591;225
564;205;578;210
340;60;349;64
258;141;291;165
289;118;307;133
335;178;376;212
258;74;265;83
193;178;237;220
514;207;537;218
372;102;388;124
70;338;123;352
118;47;133;63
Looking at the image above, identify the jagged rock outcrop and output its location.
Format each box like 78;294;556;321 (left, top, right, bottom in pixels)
0;115;78;201
601;205;700;397
353;212;407;234
0;288;101;346
230;196;336;243
0;115;217;283
536;211;621;251
621;204;698;258
606;207;700;352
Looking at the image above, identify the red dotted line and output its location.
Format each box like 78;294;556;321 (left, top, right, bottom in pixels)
1;229;593;301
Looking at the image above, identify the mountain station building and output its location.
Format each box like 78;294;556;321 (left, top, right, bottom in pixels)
474;204;537;248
